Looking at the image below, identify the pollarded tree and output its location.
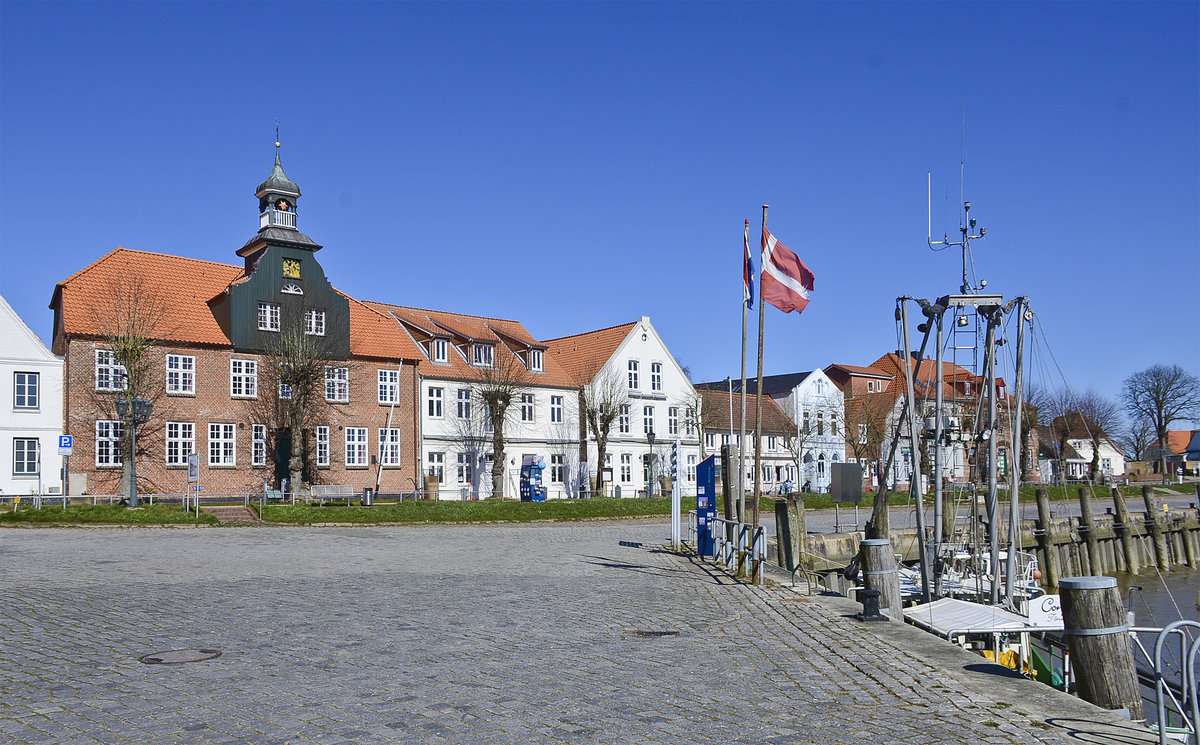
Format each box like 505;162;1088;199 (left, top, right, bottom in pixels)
1121;364;1200;482
96;273;174;498
581;367;629;496
261;296;338;492
474;346;531;499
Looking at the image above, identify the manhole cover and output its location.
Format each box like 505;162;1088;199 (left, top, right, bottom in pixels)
138;648;222;665
631;630;679;638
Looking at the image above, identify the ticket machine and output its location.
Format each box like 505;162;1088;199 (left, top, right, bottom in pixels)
519;455;547;502
695;455;717;557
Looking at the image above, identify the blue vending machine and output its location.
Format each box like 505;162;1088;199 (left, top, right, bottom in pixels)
695;455;717;557
519;455;547;502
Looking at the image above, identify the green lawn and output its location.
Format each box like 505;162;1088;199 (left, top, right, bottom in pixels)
0;503;220;525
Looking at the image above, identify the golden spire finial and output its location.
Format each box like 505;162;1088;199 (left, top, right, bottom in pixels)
275;119;280;150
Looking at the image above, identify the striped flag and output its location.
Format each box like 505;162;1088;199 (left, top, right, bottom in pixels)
743;221;754;309
761;227;814;314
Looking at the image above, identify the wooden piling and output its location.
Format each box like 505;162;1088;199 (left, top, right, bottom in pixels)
1110;486;1139;575
1077;487;1100;574
1059;576;1144;720
859;538;902;621
774;498;806;572
1035;488;1060;588
1141;485;1170;570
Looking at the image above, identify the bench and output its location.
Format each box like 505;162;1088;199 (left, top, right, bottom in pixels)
309;484;355;506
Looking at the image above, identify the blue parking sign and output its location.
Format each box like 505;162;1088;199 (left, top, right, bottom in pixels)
59;435;73;449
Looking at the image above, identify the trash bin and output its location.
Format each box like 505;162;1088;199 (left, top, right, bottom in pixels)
362;487;374;506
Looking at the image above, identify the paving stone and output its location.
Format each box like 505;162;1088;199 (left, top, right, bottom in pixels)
0;522;1160;744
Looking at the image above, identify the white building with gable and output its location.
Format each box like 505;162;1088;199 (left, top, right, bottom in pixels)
1;295;64;496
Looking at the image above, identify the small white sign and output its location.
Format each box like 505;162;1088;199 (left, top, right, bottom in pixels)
1029;594;1063;627
58;434;73;456
187;453;200;483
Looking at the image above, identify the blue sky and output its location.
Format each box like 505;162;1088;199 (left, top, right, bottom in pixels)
2;1;1197;422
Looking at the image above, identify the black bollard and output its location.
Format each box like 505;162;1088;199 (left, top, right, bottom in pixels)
857;589;886;622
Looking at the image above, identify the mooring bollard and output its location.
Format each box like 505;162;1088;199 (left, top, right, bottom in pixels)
859;538;902;620
857;589;886;622
1077;487;1101;574
1059;576;1144;720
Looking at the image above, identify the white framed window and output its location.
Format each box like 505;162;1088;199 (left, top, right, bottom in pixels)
529;349;543;372
767;436;777;451
705;433;715;449
457;389;472;419
95;350;126;391
325;366;349;402
628;360;639;390
762;465;773;482
550;454;565;483
345;427;368;466
379;428;401;466
315;426;330;467
831;416;839;437
620;453;632;482
165;422;195;466
483;403;494;433
305;308;325;336
230;359;258;399
858;423;868;445
378;369;399;404
456;453;473;484
428;452;445;483
96;420;123;466
258;302;280;331
685;407;696;436
252;424;267;467
428;387;443;417
686;454;697;482
668;407;678;436
520;393;535;422
817;413;824;436
643;405;655;435
619;405;630;434
866;380;876;393
651;362;662;392
472;344;493;368
165;355;195;395
550;395;563;424
208;423;236;466
432;338;448;363
279;382;292;400
14;372;39;408
815;379;825;395
13;438;38;475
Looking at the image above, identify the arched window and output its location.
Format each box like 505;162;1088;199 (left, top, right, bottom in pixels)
817;453;826;475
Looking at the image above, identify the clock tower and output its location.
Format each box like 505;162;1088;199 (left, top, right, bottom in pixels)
210;140;350;357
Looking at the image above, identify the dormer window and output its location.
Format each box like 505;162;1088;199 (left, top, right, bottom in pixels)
432;338;448;363
529;349;543;372
473;343;493;368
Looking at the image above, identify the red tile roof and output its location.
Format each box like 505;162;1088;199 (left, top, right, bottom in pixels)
698;389;795;435
52;247;243;347
1166;430;1196;455
544;322;637;386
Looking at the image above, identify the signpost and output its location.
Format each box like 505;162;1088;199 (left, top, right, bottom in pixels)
58;435;72;497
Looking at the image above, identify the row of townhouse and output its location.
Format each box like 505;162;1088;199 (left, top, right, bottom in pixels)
698;350;1057;493
44;148;707;500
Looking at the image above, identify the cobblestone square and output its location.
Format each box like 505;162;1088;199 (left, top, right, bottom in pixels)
0;522;1156;744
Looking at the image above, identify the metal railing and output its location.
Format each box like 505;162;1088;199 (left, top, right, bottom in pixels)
1130;620;1200;744
686;510;766;585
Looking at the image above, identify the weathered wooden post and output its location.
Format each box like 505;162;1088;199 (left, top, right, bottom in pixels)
1142;485;1170;570
1059;577;1144;720
774;498;806;573
1110;486;1139;575
860;538;902;621
1035;488;1060;589
1077;487;1100;574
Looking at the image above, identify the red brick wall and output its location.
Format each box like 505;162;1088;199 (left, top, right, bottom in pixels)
63;337;419;496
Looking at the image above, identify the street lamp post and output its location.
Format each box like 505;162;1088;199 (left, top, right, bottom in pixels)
646;430;656;498
115;395;153;508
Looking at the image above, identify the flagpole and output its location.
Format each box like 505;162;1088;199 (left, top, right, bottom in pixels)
739;219;749;526
753;205;767;532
